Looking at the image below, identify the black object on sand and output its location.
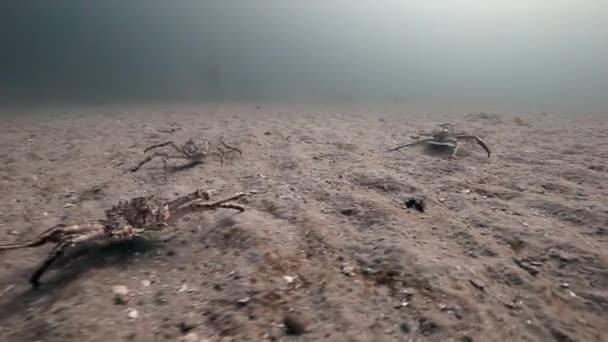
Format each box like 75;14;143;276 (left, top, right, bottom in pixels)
405;197;426;213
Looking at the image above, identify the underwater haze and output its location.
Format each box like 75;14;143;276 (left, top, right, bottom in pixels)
1;0;607;113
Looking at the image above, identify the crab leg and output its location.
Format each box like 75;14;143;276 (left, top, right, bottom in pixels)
455;135;491;158
29;225;106;286
29;241;69;287
0;223;103;251
129;152;167;173
0;226;63;250
474;136;491;158
0;222;105;287
212;148;225;167
451;141;460;157
170;192;247;222
129;152;189;173
167;188;213;210
143;141;182;154
385;138;434;152
219;139;243;157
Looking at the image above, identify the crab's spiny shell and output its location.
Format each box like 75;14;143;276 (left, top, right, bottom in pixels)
104;195;170;233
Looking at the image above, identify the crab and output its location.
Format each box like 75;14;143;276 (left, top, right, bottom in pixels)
128;138;242;175
386;123;491;158
0;188;249;287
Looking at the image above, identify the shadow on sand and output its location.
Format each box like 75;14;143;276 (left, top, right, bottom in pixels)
166;160;204;173
0;238;163;330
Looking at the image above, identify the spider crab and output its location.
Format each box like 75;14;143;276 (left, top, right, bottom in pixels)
128;137;242;175
386;123;491;158
0;188;250;287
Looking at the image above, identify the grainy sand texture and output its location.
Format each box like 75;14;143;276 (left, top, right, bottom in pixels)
0;103;606;342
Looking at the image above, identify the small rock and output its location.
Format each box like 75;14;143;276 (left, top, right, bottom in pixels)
512;257;539;276
114;296;128;305
418;317;440;336
112;285;129;296
142;280;151;287
339;207;358;216
550;327;575;342
178;284;189;293
340;264;355;276
283;276;295;284
468;279;485;292
404;197;425;213
154;290;168;305
402;288;414;297
178;320;198;334
127;308;139;319
284;314;308;335
182;332;200;342
394;301;409;309
237;297;251;306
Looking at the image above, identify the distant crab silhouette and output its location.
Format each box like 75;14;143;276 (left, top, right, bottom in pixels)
128;137;242;178
386;123;491;158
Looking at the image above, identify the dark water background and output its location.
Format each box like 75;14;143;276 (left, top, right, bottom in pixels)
1;1;606;114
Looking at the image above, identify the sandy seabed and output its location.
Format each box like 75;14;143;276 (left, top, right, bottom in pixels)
0;103;606;341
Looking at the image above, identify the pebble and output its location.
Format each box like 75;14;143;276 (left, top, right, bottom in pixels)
394;301;409;309
182;332;200;342
127;308;139;319
468;279;485;292
141;280;151;287
112;285;129;296
340;264;355;276
284;314;308;335
237;297;251;306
